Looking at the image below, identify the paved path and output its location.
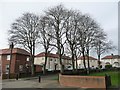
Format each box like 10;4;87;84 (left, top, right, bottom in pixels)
2;74;85;89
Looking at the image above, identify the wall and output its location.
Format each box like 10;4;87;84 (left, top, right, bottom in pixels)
59;74;106;89
2;54;16;74
35;65;42;72
15;54;30;73
2;53;30;75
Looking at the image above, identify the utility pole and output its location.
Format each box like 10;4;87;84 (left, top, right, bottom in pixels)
8;42;14;79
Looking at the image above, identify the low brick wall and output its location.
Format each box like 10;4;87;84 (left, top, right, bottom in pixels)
59;74;106;89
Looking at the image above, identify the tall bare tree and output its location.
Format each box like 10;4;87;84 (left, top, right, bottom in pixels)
76;14;100;73
39;16;54;74
8;13;40;76
43;5;70;73
65;11;82;71
93;37;115;68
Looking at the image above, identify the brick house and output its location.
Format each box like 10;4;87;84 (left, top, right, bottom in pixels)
34;52;72;71
101;55;120;68
77;56;98;69
0;48;31;78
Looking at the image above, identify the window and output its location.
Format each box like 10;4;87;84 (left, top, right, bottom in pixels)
26;64;28;67
26;57;29;61
7;55;10;60
114;62;119;66
54;59;57;63
5;64;9;74
19;65;23;71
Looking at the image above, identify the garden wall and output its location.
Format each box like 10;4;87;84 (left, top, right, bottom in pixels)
59;74;106;89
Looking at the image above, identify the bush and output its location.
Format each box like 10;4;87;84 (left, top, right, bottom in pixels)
2;73;16;79
61;70;87;75
105;64;112;69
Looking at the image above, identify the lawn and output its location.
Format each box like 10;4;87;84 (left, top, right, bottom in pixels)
88;71;120;87
50;71;120;87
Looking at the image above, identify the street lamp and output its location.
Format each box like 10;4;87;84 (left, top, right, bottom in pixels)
8;42;14;79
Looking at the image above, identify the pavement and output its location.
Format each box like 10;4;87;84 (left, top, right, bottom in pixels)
1;74;86;90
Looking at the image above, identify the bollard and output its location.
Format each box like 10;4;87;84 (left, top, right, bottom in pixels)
39;76;41;83
16;74;19;80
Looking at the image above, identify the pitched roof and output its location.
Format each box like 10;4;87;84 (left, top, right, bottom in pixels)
0;48;30;55
78;56;97;60
101;55;120;59
35;52;71;60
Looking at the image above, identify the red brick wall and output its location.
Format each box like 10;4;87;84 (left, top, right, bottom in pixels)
15;54;30;73
2;54;16;74
2;53;30;74
59;74;106;89
35;65;42;72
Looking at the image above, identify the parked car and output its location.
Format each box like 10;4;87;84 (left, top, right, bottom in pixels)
65;65;73;70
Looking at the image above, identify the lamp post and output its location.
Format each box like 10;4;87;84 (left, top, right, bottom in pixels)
8;42;14;79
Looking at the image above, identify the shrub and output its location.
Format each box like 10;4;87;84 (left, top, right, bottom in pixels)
2;73;16;79
105;64;112;69
61;70;87;75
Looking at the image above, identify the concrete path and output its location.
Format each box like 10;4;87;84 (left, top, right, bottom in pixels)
2;74;86;89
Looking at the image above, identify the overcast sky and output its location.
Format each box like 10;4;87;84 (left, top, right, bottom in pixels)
0;0;118;57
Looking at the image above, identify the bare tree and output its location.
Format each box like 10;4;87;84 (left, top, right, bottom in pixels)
74;46;81;70
8;13;40;76
75;14;101;73
39;16;54;74
65;11;82;71
43;5;70;73
93;37;116;68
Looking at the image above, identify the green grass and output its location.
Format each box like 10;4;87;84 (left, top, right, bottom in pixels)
50;71;120;87
50;75;59;80
88;71;120;87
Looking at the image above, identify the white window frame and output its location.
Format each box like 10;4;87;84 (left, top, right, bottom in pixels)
26;57;29;61
7;55;10;60
5;64;9;74
19;65;23;71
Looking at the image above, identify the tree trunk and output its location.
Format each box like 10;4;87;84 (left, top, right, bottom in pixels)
31;42;35;76
71;49;75;71
75;55;78;71
31;55;35;76
82;48;87;73
43;51;48;74
59;53;64;73
86;48;90;74
57;37;64;73
98;54;101;68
